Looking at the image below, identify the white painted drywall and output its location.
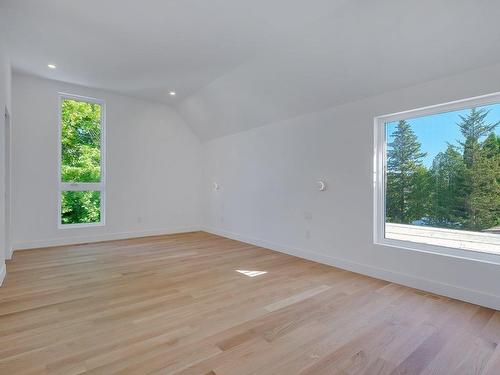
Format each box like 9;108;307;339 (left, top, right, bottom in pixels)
11;73;202;249
202;63;500;310
6;59;500;311
0;39;12;283
177;0;500;141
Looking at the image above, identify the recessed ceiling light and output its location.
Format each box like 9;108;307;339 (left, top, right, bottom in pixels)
47;64;56;69
169;91;176;96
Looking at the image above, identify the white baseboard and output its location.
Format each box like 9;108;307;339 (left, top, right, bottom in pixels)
6;246;13;260
203;226;500;311
0;262;6;286
12;226;202;251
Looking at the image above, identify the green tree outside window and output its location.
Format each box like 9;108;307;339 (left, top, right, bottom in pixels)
60;99;102;225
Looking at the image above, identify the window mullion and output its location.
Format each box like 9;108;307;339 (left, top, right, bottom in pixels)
60;183;102;192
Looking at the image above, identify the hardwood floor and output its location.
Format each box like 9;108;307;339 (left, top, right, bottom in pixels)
1;232;499;374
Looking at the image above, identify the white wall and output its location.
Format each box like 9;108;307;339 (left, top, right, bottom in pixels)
7;63;500;311
12;73;202;249
177;1;500;141
0;39;12;284
202;63;500;310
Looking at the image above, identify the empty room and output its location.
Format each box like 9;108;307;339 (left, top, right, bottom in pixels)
1;1;500;374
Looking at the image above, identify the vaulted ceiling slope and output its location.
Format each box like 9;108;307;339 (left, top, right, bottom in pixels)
2;0;500;140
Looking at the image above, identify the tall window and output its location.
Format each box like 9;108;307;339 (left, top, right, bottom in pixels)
59;94;105;227
375;93;500;259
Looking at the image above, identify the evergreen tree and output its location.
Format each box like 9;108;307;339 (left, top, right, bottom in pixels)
407;165;432;223
386;120;427;223
457;109;500;230
458;108;499;167
467;133;500;230
429;145;466;227
482;133;500;158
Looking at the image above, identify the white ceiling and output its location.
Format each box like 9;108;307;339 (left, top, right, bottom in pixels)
3;0;500;140
0;0;342;101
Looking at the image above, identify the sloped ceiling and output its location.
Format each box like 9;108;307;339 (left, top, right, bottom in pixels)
3;0;500;140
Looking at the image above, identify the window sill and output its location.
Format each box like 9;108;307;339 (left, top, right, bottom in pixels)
376;227;500;266
58;222;105;230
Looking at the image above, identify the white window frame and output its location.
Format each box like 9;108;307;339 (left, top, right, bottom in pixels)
374;91;500;264
58;93;106;229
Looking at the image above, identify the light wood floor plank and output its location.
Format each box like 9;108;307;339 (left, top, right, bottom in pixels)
0;231;498;374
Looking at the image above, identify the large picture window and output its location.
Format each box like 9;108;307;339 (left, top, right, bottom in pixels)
58;94;105;227
374;94;500;259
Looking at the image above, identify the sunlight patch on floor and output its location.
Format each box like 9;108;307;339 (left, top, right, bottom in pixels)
236;270;267;277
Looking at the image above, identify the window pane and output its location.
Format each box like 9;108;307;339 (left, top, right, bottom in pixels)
61;99;101;183
61;191;101;225
384;103;500;253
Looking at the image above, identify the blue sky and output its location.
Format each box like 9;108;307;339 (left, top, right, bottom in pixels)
386;103;500;167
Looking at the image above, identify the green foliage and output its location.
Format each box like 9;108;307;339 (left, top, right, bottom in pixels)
429;146;466;227
465;133;500;230
386;120;427;223
458;109;499;230
60;99;102;225
386;108;500;233
61;99;101;182
61;191;101;225
407;165;433;222
457;108;499;168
